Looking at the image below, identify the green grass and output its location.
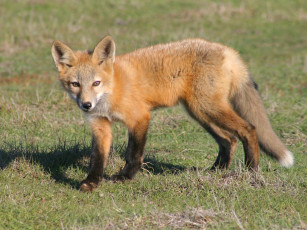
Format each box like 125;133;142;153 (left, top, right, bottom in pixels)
0;0;306;229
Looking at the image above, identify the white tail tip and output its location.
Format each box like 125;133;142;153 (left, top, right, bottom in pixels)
279;151;294;168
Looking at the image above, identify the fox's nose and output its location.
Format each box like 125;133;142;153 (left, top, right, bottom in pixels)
82;102;92;110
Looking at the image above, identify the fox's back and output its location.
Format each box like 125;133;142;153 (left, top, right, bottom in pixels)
121;39;225;75
116;39;248;107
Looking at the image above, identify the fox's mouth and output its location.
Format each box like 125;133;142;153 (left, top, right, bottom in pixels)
76;93;106;113
80;107;92;112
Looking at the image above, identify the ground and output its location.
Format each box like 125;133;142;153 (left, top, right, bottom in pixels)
0;0;306;229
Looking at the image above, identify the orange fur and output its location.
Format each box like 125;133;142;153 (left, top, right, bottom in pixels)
51;36;293;192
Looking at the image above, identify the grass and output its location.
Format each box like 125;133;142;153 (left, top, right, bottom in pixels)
0;0;306;229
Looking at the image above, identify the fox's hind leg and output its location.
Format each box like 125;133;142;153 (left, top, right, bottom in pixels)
183;104;237;169
210;107;259;170
184;98;259;170
205;124;238;170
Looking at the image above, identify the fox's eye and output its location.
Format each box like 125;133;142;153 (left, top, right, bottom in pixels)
71;82;80;87
92;81;101;86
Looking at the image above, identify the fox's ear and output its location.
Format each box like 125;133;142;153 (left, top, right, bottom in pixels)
92;36;116;65
51;40;76;72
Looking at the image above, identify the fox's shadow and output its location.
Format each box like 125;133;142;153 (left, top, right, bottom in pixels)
0;141;188;189
0;140;92;189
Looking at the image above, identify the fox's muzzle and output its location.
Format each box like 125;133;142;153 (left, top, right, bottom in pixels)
77;98;95;112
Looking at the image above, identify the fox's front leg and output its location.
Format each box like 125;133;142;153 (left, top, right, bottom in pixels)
112;113;150;181
80;118;112;192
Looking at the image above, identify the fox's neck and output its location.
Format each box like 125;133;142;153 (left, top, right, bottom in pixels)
108;57;136;110
112;58;130;99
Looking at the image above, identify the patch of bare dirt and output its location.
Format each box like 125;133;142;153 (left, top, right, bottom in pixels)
0;73;53;85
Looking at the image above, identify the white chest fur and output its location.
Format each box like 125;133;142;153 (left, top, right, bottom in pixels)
85;96;124;122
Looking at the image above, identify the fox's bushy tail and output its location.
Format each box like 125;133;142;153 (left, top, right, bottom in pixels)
231;80;294;167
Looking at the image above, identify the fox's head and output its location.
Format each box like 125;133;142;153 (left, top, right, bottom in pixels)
51;36;115;112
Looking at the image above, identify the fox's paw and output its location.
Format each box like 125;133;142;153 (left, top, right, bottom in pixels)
110;174;130;182
80;180;99;192
111;164;140;182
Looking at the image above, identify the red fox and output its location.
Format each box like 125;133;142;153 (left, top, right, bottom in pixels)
51;36;294;192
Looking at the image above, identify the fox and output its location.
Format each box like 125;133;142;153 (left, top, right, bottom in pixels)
51;36;294;192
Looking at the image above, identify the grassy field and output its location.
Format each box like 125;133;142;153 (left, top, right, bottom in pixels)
0;0;306;229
